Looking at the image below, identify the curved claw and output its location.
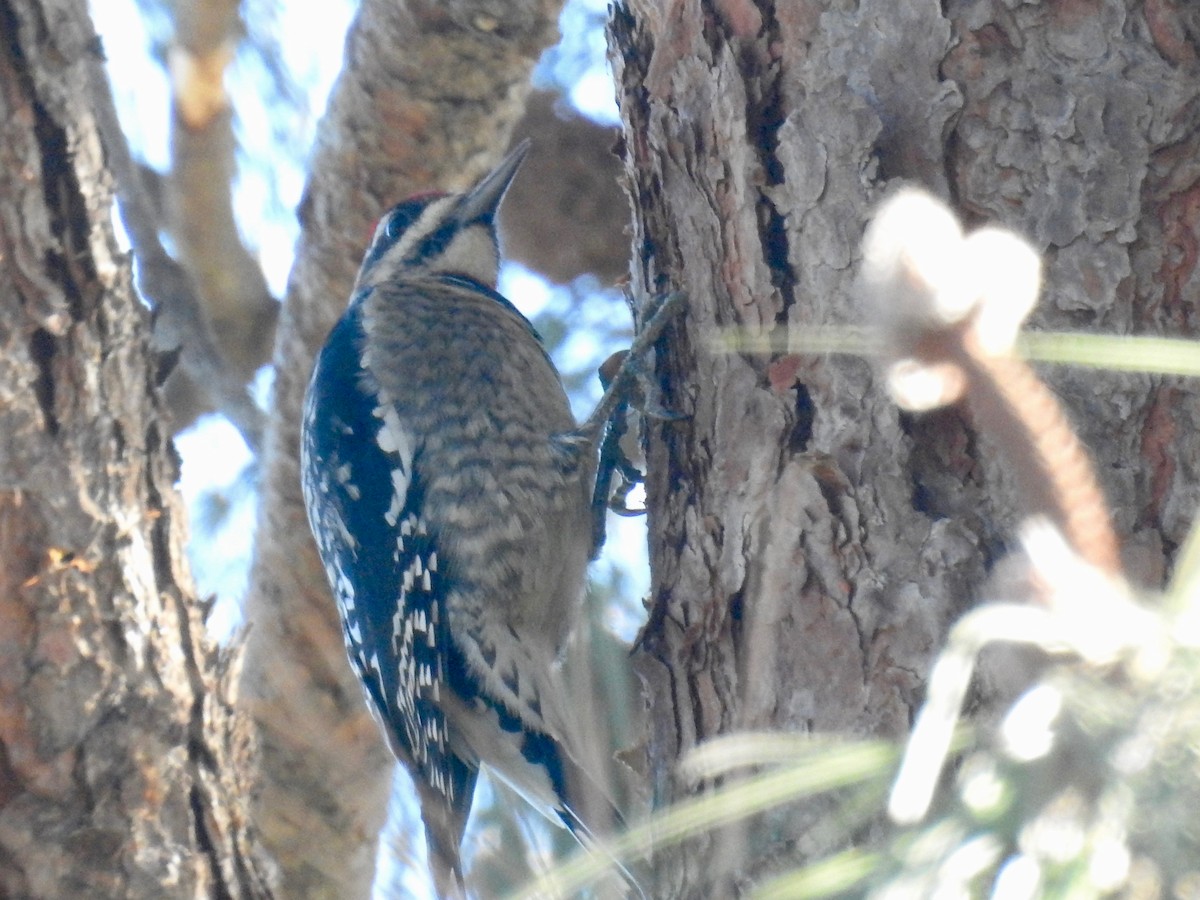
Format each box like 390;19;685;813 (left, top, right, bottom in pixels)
582;290;688;556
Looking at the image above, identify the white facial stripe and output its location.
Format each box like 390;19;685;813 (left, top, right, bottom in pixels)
393;197;457;259
439;227;499;286
364;196;458;287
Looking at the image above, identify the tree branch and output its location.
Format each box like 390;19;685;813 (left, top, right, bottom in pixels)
87;46;264;451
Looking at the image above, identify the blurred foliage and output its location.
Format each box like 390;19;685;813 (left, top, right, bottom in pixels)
507;535;1200;899
867;571;1200;898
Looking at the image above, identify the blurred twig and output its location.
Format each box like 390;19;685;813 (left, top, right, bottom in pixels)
88;50;263;451
166;0;279;432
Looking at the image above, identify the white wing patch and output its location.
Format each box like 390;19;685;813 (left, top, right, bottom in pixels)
372;394;414;529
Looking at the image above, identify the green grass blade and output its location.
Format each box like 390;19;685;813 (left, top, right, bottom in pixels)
507;740;897;900
748;849;879;900
712;326;1200;379
1017;332;1200;376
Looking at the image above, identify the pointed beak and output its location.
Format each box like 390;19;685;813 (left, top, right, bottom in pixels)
455;140;530;224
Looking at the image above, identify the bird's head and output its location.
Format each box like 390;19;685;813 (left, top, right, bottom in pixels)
357;141;530;291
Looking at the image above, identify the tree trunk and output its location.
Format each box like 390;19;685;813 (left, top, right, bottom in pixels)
611;0;1200;894
0;0;270;895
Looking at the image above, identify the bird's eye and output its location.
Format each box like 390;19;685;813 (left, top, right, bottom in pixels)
385;209;412;239
377;193;447;245
380;201;422;242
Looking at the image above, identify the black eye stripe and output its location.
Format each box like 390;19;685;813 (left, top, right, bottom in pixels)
360;197;442;271
414;220;459;263
386;199;429;240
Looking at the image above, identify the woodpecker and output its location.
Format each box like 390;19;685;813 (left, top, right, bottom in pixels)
299;142;625;896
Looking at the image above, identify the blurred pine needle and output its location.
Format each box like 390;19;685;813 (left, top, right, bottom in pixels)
712;327;1200;378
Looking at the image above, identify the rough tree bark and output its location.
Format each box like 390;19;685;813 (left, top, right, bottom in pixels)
0;0;270;896
239;1;565;896
611;0;1200;894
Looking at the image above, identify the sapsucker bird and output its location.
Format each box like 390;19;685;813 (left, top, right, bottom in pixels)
299;143;619;896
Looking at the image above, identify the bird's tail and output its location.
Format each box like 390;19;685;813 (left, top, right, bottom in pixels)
417;777;474;899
